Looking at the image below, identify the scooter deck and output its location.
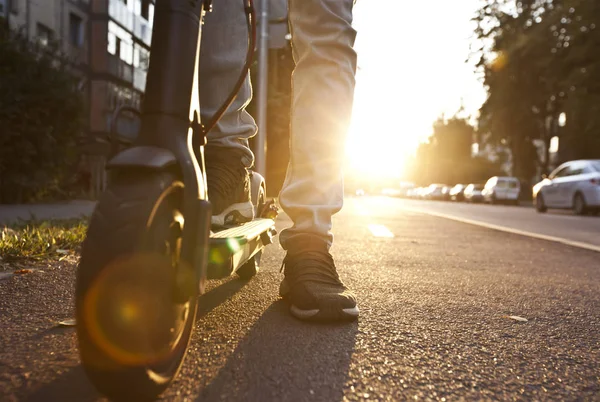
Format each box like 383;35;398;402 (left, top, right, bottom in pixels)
207;218;276;279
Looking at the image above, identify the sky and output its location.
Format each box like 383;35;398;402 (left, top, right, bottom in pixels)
346;0;487;178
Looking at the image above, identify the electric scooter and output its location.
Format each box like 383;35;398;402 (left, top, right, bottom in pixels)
75;0;276;399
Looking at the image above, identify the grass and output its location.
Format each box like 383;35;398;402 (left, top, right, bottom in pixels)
1;219;88;263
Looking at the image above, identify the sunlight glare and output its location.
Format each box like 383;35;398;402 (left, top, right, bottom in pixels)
345;0;486;182
368;224;395;238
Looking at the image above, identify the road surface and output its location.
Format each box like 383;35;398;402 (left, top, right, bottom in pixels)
1;196;599;401
398;197;600;251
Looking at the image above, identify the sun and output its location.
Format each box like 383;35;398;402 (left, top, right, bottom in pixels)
345;125;406;180
342;57;437;182
343;0;487;185
344;85;429;182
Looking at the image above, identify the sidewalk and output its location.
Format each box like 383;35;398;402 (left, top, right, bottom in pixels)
0;201;96;225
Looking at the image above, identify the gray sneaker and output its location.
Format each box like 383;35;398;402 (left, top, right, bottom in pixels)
205;150;254;227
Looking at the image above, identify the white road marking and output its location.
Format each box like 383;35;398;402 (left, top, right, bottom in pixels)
403;207;600;254
368;224;394;238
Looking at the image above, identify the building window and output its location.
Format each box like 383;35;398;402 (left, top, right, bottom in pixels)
36;23;54;46
108;21;133;65
141;0;150;19
133;44;150;70
107;32;117;55
69;13;84;47
10;0;18;15
0;0;5;17
115;37;122;58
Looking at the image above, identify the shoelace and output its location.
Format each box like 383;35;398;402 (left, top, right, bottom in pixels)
280;250;342;286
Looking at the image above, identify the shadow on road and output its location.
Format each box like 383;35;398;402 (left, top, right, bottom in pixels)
19;277;253;402
196;301;358;401
23;365;98;402
196;277;251;320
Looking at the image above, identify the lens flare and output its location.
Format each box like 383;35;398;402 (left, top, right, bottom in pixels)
83;252;190;367
226;238;240;253
209;247;225;265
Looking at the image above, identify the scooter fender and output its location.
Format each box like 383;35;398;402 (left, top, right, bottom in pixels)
250;171;266;207
106;146;177;170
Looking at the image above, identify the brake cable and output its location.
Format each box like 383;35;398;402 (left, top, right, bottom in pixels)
109;1;256;146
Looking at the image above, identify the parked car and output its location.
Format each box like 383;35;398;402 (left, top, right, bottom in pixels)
424;184;449;200
533;159;600;215
464;184;484;203
412;187;424;199
406;188;418;198
399;182;416;198
482;176;521;205
441;185;452;201
449;184;467;201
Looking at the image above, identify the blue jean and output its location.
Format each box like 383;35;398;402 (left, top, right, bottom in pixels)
200;0;357;249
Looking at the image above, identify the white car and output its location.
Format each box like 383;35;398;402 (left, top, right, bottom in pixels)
482;176;521;205
424;184;448;200
533;159;600;215
463;184;484;203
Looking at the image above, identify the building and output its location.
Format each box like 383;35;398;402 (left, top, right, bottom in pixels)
3;0;290;197
86;0;154;195
3;0;88;68
3;0;153;197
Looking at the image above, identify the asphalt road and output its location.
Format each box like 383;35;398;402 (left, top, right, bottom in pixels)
398;198;600;250
1;196;599;401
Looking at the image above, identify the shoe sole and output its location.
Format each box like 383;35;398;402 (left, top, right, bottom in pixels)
280;279;359;322
290;304;359;322
211;202;254;227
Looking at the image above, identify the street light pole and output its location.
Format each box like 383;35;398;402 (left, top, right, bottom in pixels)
255;0;269;178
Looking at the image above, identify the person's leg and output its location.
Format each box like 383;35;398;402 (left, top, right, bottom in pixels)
199;0;257;226
278;0;358;321
279;0;357;248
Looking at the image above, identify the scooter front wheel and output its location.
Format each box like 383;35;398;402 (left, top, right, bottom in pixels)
75;170;199;401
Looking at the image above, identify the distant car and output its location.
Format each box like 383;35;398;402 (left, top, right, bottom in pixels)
533;159;600;215
424;184;448;200
412;187;427;199
399;182;416;198
449;184;467;201
464;184;484;203
408;188;418;199
482;176;521;205
441;186;452;201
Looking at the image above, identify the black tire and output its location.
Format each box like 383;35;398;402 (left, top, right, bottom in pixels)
573;193;587;216
76;170;200;401
535;194;547;213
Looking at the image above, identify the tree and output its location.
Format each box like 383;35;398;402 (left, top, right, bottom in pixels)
408;116;503;185
553;0;600;161
472;0;600;181
0;18;85;203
